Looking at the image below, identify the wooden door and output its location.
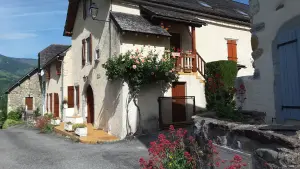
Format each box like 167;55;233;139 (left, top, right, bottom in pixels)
54;93;59;118
25;97;33;111
172;82;186;122
277;29;300;120
86;86;94;124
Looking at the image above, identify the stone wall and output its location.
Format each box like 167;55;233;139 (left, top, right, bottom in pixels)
193;116;300;169
7;72;42;113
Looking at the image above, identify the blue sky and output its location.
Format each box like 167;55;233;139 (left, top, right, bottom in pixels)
0;0;248;59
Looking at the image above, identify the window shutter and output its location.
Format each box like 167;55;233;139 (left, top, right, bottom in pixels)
83;0;87;20
56;61;61;75
45;67;50;80
50;93;53;113
82;39;86;67
46;94;48;112
68;86;75;108
76;86;80;109
89;34;93;62
227;40;237;62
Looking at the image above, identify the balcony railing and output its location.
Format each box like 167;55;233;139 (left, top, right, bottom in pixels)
173;52;195;73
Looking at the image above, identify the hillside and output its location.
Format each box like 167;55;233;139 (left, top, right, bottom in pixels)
0;54;37;93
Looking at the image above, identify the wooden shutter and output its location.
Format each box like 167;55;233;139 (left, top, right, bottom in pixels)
54;93;59;118
56;61;61;75
45;67;50;80
68;86;75;108
76;86;80;109
46;94;48;111
83;0;87;20
82;39;86;67
227;40;237;61
50;93;53;113
89;34;93;62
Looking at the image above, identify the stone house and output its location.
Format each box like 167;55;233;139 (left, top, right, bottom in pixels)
243;0;300;124
61;0;253;139
38;44;72;118
5;68;42;113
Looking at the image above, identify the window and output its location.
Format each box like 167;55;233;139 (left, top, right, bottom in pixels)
45;67;50;80
95;49;100;60
56;61;61;75
198;1;212;8
82;34;93;66
68;86;74;108
227;40;237;62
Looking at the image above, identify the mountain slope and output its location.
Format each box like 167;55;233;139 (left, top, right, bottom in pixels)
0;54;37;93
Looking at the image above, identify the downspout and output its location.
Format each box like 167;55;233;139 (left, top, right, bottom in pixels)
57;56;64;120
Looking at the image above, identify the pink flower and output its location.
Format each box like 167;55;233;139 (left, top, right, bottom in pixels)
172;68;175;72
133;65;137;69
141;59;145;63
136;60;140;64
130;55;134;59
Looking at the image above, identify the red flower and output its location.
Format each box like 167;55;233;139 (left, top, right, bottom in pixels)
239;84;245;90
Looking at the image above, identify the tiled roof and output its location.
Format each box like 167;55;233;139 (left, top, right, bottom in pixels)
140;5;207;27
63;0;250;36
110;12;171;36
39;44;70;68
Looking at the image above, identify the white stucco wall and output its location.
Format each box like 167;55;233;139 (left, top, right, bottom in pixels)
248;0;300;123
196;18;253;77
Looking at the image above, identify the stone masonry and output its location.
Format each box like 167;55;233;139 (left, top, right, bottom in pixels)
7;72;42;113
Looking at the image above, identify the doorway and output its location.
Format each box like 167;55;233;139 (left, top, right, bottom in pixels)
172;82;186;122
25;97;33;111
86;85;94;124
170;33;182;69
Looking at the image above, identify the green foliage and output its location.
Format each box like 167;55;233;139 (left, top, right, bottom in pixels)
42;123;54;133
33;107;41;117
72;123;86;130
44;113;53;119
102;49;179;98
35;116;54;133
7;107;23;121
2;119;23;129
205;61;240;120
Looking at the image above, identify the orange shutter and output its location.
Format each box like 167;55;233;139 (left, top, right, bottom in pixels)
68;86;74;108
227;40;237;62
54;93;59;118
50;93;53;113
89;34;93;62
82;39;86;67
46;94;48;112
76;86;80;109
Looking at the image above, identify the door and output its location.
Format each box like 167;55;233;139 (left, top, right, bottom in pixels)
25;97;33;111
172;82;186;122
277;29;300;120
170;33;182;68
49;93;53;113
86;86;94;124
54;93;59;118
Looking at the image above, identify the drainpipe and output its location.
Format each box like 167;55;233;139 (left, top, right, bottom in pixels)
57;56;64;120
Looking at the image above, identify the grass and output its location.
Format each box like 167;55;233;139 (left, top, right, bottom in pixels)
2;119;24;129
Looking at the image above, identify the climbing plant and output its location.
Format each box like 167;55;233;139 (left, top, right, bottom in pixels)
102;49;179;135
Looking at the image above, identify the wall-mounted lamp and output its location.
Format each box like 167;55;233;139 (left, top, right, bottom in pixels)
83;75;88;82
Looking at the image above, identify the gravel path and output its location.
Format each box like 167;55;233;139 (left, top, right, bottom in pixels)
0;126;150;169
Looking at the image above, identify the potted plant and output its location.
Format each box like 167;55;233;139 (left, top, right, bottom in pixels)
73;123;87;137
50;117;61;126
64;122;73;132
62;97;68;108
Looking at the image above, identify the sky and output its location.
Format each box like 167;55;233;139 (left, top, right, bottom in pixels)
0;0;249;59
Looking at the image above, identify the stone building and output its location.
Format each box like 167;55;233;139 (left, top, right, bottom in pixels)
5;68;42;113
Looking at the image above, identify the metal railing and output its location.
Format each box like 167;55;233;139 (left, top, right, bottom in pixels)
158;96;195;129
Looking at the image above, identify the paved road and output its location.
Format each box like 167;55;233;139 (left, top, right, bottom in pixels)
0;126;150;169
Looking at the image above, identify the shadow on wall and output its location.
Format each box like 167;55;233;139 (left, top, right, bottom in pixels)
97;80;122;132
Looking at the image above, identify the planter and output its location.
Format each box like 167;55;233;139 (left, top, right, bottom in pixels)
75;127;87;137
171;52;181;57
64;123;73;132
51;119;61;126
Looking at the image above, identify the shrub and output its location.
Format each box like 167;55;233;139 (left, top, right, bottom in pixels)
0;110;7;128
205;61;239;119
139;125;248;169
2;119;23;129
7;109;23;121
72;123;86;130
35;115;53;133
33;107;41;117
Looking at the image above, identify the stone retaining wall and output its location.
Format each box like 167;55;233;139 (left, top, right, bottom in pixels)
193;116;300;169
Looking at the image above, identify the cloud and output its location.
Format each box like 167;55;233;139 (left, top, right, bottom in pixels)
0;33;37;40
5;10;66;18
